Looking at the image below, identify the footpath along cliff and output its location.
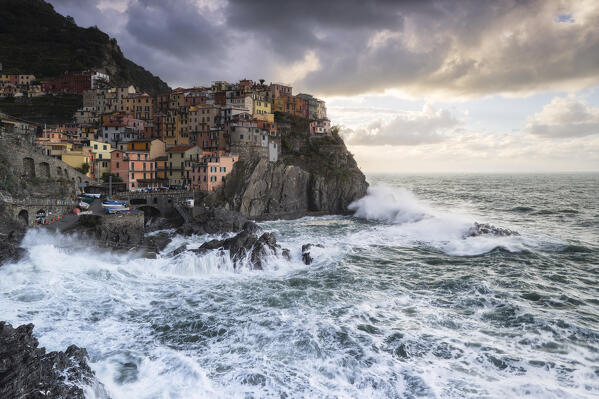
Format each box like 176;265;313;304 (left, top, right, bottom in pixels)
213;114;368;220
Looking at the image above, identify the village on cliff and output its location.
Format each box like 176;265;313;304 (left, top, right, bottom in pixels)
0;69;332;192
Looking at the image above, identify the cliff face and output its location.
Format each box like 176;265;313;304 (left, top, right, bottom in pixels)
216;114;368;220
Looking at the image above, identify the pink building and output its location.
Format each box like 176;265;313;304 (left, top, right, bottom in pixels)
191;152;238;192
111;149;157;191
309;118;331;135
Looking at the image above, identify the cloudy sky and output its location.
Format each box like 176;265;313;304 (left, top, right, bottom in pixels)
49;0;599;173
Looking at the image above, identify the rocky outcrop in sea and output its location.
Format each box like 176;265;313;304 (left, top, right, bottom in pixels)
214;115;368;220
0;322;109;399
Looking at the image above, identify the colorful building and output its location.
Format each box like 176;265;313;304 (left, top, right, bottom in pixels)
191;152;238;192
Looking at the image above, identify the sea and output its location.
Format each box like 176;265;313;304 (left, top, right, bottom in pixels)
0;173;598;399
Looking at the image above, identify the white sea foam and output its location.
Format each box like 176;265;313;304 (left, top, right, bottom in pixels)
1;177;596;399
347;184;530;256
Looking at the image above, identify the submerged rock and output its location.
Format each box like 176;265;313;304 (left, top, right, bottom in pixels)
0;322;109;399
190;224;287;270
464;222;519;238
301;243;323;265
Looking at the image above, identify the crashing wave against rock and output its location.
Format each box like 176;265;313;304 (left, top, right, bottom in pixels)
0;322;109;399
464;222;519;238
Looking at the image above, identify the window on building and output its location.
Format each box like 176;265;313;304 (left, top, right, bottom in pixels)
116;162;119;168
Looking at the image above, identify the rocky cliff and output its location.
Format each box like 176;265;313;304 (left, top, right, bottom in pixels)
0;322;109;398
215;114;368;220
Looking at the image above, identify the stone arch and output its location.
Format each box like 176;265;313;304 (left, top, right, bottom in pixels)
138;205;161;223
23;157;35;177
39;162;51;178
77;176;82;183
18;210;29;226
56;166;63;176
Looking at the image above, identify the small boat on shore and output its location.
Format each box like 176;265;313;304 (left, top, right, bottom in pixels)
102;200;128;208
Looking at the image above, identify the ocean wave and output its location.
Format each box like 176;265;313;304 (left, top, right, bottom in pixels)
348;184;526;256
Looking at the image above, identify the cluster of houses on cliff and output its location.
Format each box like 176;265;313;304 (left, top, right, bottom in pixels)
1;63;109;100
1;69;332;193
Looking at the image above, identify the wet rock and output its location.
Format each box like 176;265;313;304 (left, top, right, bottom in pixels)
0;231;25;266
177;207;252;236
0;322;109;399
191;231;288;270
464;222;519;238
242;221;261;234
170;245;188;257
145;216;180;233
215;121;369;220
0;216;26;266
143;231;173;254
301;243;323;265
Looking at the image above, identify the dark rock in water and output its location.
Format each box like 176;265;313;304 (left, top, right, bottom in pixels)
0;231;25;266
464;222;519;238
177;207;252;236
301;243;323;265
0;217;26;266
242;220;261;234
64;213;145;251
191;230;288;270
302;251;313;265
170;244;188;257
0;322;109;399
144;231;174;254
145;216;180;233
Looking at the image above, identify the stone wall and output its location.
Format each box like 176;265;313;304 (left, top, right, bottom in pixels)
0;129;93;185
115;190;193;220
79;212;145;249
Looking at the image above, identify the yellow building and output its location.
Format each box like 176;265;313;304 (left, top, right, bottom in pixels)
127;138;166;160
62;151;92;177
272;97;285;113
252;96;272;116
38;142;73;159
123;93;153;121
166;145;202;187
164;110;190;147
90;140;111;161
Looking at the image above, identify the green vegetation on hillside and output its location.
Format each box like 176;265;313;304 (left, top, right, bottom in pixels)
0;94;81;124
0;0;170;95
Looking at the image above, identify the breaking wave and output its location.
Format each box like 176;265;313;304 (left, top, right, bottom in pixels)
348;184;527;256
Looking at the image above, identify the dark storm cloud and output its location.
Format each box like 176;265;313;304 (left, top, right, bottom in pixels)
47;0;599;96
124;0;227;58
